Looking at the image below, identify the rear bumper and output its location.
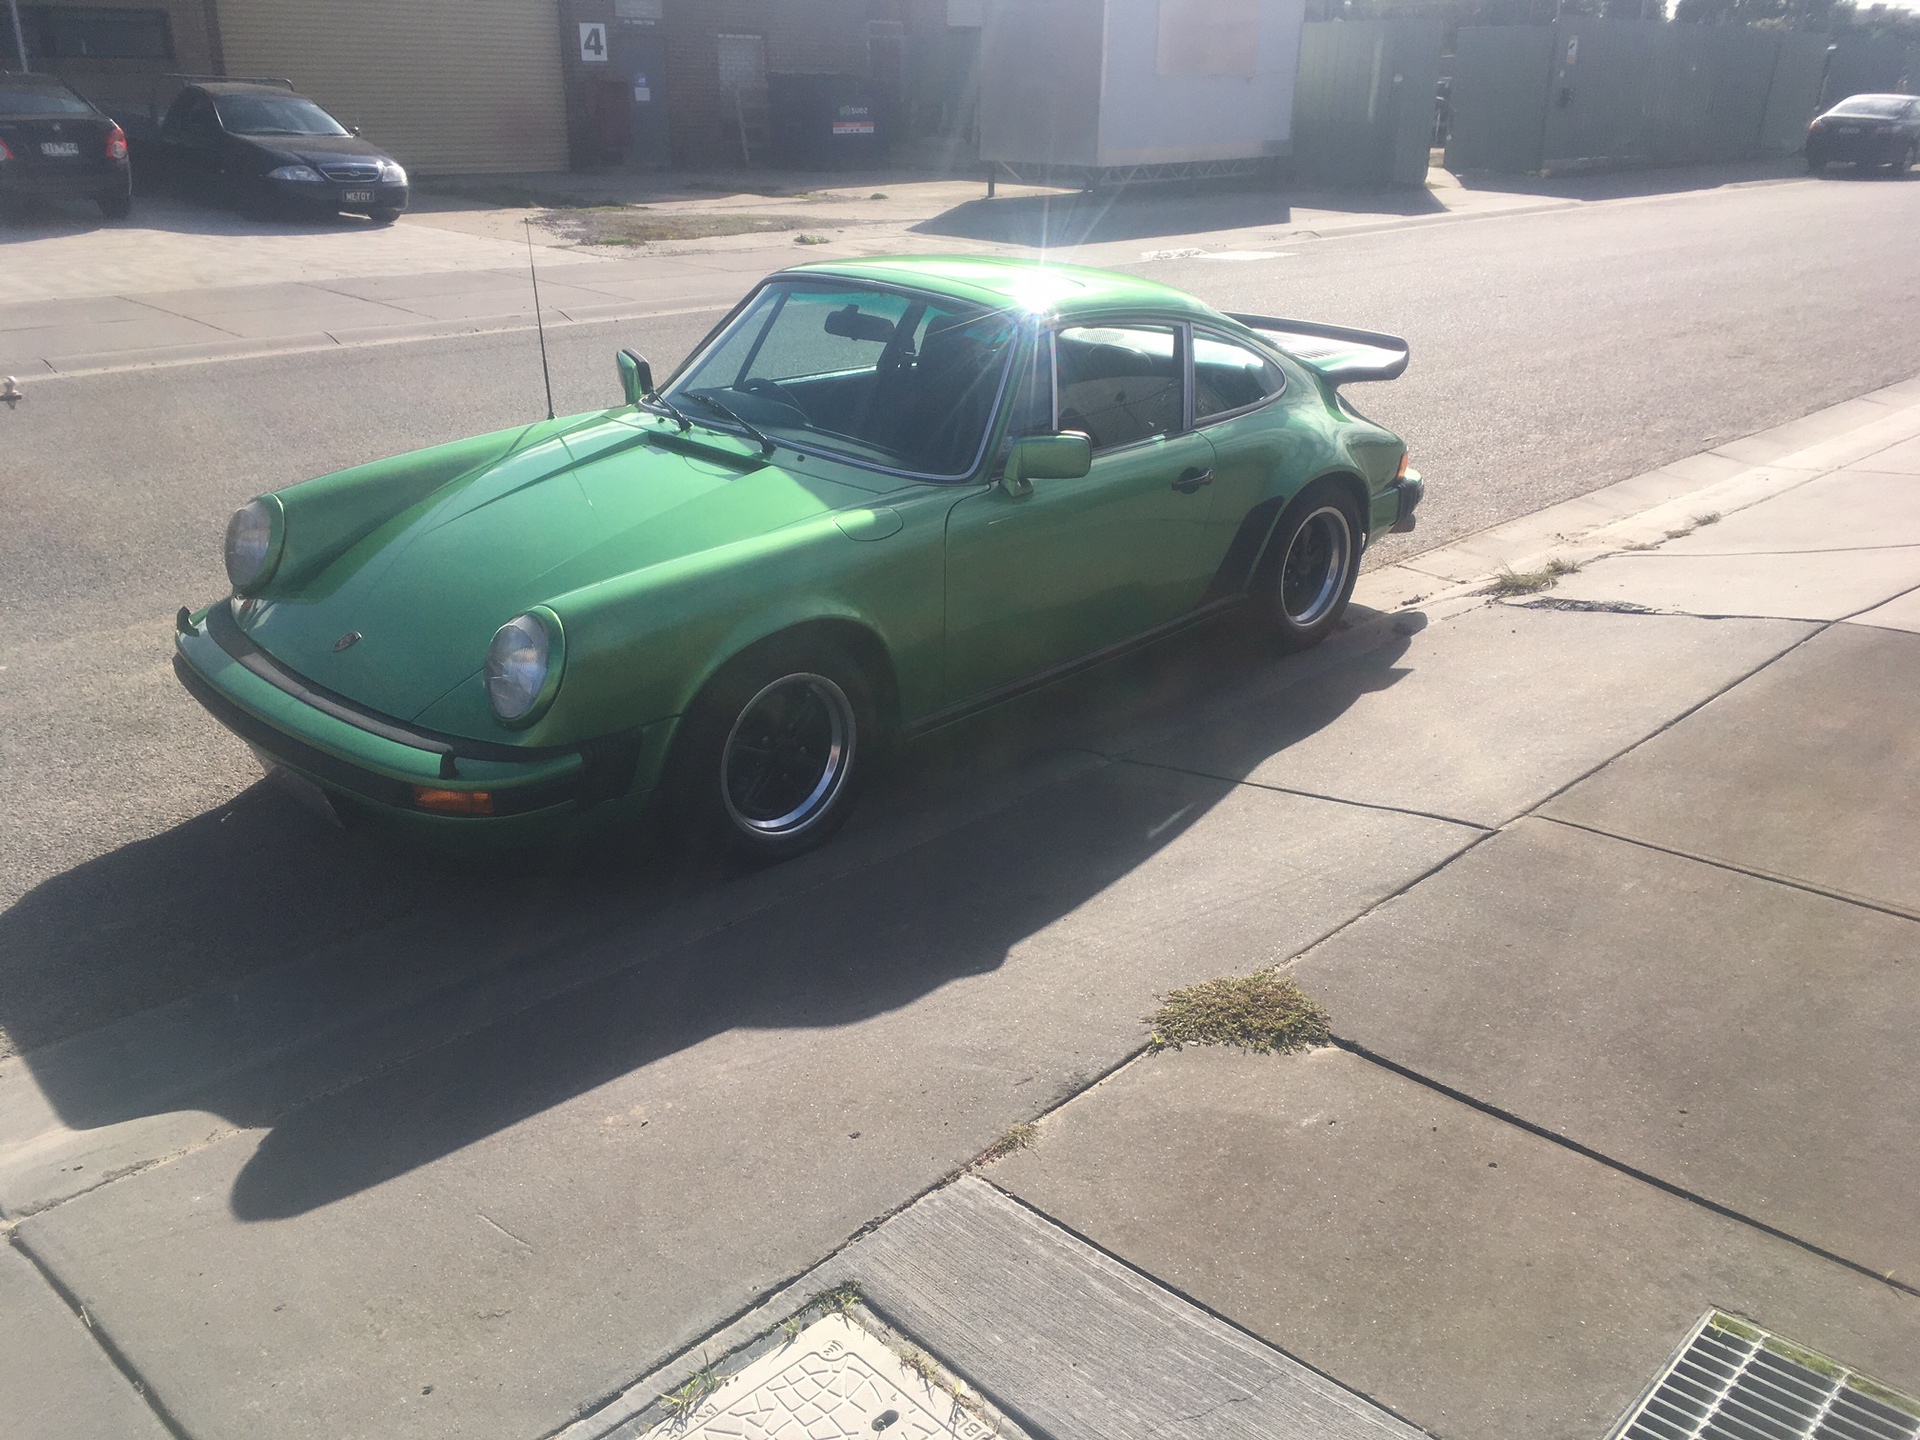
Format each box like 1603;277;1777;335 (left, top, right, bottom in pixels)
1389;470;1424;533
0;160;130;203
173;603;669;846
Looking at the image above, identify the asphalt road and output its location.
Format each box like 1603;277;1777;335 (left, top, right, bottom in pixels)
4;167;1919;1059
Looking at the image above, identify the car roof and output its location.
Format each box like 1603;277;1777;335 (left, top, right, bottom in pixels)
190;81;312;99
1826;93;1917;108
782;255;1225;322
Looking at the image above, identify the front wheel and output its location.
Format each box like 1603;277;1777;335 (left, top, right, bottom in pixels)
1248;481;1362;653
664;639;878;863
370;206;401;225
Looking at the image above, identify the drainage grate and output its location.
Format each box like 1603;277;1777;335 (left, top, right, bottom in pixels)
1615;1313;1920;1440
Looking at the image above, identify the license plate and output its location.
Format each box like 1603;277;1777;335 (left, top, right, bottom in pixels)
1837;125;1861;134
40;141;80;157
344;189;374;203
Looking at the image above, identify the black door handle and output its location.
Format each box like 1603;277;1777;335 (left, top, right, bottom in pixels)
1172;468;1214;494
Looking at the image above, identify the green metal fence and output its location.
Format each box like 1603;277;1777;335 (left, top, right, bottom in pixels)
1292;20;1445;187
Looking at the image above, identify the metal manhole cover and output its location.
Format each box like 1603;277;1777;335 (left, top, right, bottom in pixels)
638;1313;1010;1440
1613;1311;1920;1440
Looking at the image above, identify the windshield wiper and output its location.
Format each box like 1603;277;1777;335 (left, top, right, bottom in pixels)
643;389;692;431
684;390;776;457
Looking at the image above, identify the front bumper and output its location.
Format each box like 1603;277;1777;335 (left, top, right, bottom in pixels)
174;603;668;844
267;176;409;214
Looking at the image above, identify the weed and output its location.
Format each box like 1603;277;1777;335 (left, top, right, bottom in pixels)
794;233;831;245
662;1363;721;1417
779;1315;804;1343
822;1282;861;1316
1621;540;1660;552
869;192;890;200
1665;526;1694;540
1149;972;1330;1054
975;1123;1037;1166
1483;556;1580;595
545;211;867;245
1691;510;1721;527
901;1349;938;1383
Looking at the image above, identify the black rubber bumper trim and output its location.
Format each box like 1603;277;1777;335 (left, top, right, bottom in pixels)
173;653;580;817
1390;475;1424;533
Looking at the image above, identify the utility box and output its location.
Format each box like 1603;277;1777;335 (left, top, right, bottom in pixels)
767;73;882;169
978;0;1306;181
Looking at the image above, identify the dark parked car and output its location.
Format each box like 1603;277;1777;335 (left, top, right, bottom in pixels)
1806;93;1920;175
152;79;408;222
0;72;131;218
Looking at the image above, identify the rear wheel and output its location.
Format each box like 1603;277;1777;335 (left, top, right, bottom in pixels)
1249;481;1362;653
1892;146;1916;177
664;638;878;863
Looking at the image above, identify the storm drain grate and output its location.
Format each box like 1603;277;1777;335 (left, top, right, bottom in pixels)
1615;1312;1920;1440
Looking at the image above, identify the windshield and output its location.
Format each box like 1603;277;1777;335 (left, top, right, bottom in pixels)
1826;97;1914;119
214;95;349;136
0;82;94;118
664;280;1019;478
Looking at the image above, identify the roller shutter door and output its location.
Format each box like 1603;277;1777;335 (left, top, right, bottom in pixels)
214;0;567;174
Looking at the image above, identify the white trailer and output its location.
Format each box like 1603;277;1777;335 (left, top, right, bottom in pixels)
978;0;1306;184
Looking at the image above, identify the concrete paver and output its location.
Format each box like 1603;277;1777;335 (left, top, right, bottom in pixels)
1120;606;1811;827
1854;588;1920;634
1542;622;1920;915
1293;816;1920;1283
9;761;1472;1440
987;1046;1920;1440
1552;547;1920;621
0;1244;171;1440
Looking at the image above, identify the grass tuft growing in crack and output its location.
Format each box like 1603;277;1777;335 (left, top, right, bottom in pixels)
1149;972;1330;1054
662;1362;721;1417
1483;556;1580;596
974;1123;1037;1166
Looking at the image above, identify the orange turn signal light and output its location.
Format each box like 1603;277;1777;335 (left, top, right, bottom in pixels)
1395;452;1410;480
412;786;494;816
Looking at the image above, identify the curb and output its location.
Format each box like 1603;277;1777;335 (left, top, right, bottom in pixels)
1355;376;1920;619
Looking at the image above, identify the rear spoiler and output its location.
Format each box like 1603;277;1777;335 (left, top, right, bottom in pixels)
1226;313;1409;386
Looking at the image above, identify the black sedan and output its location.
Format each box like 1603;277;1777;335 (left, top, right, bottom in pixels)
152;80;408;223
1806;93;1920;175
0;72;131;218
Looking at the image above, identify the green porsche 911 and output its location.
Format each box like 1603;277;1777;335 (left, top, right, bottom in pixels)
174;256;1421;860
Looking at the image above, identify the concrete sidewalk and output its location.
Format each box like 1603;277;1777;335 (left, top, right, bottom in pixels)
3;378;1916;1440
0;159;1805;378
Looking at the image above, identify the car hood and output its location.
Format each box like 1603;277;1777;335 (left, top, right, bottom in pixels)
244;133;393;164
239;414;884;725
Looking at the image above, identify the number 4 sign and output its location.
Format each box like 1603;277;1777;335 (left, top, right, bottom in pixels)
579;22;607;61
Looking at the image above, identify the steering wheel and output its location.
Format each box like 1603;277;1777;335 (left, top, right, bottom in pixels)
738;377;811;424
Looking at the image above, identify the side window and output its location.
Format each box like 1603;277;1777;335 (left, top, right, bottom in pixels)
1055;324;1182;451
1193;331;1286;422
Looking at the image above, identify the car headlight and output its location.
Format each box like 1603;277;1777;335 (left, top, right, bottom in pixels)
485;610;563;725
224;497;283;593
267;165;324;182
379;161;407;185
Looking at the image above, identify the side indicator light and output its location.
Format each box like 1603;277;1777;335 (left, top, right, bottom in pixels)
1395;452;1410;481
412;786;494;816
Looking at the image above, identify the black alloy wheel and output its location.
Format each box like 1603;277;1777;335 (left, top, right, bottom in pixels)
667;638;878;863
1251;479;1362;653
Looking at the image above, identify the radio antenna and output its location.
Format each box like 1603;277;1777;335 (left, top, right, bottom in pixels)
525;218;555;421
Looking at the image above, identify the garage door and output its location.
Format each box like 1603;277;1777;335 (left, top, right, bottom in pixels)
215;0;567;174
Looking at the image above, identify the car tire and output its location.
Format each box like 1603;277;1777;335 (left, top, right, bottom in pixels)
1893;146;1916;177
1248;479;1363;654
370;207;401;226
97;192;131;220
664;637;878;864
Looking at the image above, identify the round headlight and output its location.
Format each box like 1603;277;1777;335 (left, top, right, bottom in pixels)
224;499;279;592
485;613;553;723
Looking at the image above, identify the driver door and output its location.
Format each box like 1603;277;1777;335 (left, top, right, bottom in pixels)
942;321;1219;704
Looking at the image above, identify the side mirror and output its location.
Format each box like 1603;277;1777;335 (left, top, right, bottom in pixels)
1003;432;1092;497
618;348;653;407
349;124;362;137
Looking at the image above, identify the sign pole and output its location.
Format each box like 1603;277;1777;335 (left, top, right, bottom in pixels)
7;0;29;71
